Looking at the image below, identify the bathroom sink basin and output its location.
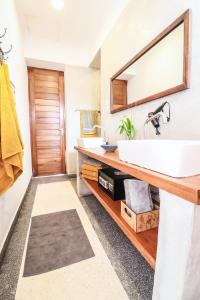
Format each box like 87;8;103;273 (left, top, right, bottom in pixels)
118;140;200;177
77;137;104;149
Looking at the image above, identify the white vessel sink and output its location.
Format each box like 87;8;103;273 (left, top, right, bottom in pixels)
77;137;104;149
118;140;200;177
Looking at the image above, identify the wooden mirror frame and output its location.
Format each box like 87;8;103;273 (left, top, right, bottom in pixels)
110;9;190;114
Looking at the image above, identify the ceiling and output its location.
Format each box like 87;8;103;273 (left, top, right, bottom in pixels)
16;0;129;66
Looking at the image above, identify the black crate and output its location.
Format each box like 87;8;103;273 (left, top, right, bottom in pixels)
98;168;133;201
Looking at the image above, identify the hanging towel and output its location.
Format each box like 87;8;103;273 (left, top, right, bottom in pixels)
80;110;98;137
0;64;23;195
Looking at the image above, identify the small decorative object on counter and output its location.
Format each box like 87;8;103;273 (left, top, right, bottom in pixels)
118;116;135;140
100;144;118;153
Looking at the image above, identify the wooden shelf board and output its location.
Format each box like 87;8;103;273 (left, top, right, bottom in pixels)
82;177;157;269
75;146;200;204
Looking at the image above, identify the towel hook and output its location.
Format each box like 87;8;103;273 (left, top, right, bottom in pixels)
1;43;13;55
0;28;13;64
0;28;7;39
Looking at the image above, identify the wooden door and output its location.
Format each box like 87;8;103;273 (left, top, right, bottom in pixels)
28;68;66;176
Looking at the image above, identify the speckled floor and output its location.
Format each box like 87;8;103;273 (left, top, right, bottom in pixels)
0;176;154;300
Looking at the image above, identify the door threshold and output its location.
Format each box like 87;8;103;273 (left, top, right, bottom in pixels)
33;174;67;178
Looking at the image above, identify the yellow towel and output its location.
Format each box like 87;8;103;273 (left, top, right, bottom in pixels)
0;64;24;195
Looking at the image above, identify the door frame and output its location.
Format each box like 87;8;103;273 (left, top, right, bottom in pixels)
28;67;66;176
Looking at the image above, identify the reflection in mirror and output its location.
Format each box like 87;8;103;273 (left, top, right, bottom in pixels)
111;10;190;113
117;24;184;104
112;79;127;107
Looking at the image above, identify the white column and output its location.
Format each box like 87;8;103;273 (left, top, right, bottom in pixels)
76;151;92;196
153;190;200;300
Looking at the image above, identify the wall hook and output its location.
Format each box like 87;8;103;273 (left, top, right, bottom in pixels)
2;44;13;55
0;28;7;39
0;28;13;64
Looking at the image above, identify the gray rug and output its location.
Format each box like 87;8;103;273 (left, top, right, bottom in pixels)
23;209;95;277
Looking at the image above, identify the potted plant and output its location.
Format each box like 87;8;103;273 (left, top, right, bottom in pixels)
118;116;135;140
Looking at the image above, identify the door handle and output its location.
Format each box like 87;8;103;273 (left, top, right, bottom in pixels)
60;128;64;136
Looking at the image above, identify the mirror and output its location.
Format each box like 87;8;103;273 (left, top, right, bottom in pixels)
111;10;190;113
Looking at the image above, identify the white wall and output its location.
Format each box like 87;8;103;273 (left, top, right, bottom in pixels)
0;0;32;254
101;0;200;142
65;65;100;174
25;58;65;71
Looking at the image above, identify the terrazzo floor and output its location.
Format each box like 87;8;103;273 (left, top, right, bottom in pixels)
0;176;154;300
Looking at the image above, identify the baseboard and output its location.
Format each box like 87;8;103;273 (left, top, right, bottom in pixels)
32;174;76;179
0;178;32;264
67;174;76;179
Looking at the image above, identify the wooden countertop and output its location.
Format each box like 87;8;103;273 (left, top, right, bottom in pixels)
75;146;200;204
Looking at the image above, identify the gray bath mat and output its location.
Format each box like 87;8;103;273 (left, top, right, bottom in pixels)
23;209;95;277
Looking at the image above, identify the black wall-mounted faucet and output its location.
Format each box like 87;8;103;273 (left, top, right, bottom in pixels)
145;101;171;135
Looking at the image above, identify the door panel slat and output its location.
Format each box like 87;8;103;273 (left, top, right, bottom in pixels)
36;123;60;129
34;74;58;82
35;105;60;112
34;93;60;100
35;99;60;106
36;140;61;148
36;111;60;118
38;157;61;164
36;129;60;136
37;148;60;154
36;135;61;141
38;163;62;172
35;86;59;94
37;149;61;158
36;117;60;124
35;80;58;88
34;69;59;76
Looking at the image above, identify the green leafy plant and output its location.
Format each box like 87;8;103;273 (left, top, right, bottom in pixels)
118;116;135;140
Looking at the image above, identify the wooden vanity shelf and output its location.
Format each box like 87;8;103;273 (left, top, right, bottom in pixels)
82;177;158;269
76;146;200;269
75;147;200;204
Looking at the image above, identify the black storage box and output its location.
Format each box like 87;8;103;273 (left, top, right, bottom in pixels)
98;168;133;201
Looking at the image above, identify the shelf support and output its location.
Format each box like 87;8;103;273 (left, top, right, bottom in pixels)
76;151;92;197
153;190;200;299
